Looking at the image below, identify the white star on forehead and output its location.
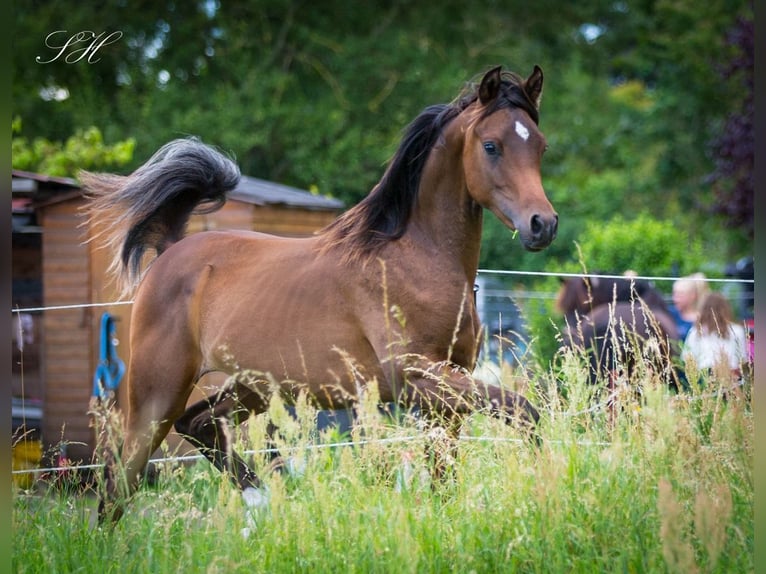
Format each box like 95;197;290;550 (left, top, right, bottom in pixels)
515;120;530;141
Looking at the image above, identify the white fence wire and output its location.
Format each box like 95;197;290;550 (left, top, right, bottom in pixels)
10;268;754;315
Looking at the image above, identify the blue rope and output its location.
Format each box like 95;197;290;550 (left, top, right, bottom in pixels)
92;313;125;400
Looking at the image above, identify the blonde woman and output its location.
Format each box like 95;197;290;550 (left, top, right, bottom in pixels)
670;272;709;340
682;292;748;381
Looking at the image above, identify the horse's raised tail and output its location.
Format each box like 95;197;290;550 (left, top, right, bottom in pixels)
81;138;240;298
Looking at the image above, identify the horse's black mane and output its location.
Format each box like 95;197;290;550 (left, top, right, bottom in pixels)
319;70;537;259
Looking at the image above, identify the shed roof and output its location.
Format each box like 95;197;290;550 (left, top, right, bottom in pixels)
230;175;344;211
12;169;344;212
12;170;79;190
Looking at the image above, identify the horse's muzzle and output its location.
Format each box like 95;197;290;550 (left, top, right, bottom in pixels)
522;213;558;251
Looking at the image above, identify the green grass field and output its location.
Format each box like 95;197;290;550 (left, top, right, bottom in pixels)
13;359;753;574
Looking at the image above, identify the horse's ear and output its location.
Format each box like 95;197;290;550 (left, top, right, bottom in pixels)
479;66;503;104
524;65;544;109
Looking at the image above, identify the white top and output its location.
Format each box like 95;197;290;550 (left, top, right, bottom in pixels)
682;323;748;371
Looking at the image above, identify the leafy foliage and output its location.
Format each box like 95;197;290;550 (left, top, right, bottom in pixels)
707;5;754;242
563;212;707;281
12;0;752;270
12;119;135;176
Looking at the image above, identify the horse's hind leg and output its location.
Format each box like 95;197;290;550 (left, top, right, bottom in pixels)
173;383;263;487
98;349;198;523
173;380;270;506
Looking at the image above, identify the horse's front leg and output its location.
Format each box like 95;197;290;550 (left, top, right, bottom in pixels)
401;360;540;437
384;359;540;490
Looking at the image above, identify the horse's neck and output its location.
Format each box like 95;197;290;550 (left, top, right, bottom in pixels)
405;127;484;281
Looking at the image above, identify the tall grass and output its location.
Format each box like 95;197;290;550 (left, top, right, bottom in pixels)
13;357;752;574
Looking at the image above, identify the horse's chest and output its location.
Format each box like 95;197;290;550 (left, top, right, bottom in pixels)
393;293;479;364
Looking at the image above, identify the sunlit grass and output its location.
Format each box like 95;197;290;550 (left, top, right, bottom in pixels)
13;357;753;574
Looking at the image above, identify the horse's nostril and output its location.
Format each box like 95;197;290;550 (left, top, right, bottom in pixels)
529;214;557;242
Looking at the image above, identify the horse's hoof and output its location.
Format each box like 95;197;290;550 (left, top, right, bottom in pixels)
242;486;270;509
268;455;306;478
241;486;269;539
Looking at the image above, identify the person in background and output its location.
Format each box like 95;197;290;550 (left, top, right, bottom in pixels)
681;292;749;383
670;273;709;340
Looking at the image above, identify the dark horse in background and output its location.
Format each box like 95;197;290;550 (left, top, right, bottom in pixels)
556;275;680;389
83;65;558;523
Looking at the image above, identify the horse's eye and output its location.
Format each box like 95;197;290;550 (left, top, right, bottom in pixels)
483;141;498;156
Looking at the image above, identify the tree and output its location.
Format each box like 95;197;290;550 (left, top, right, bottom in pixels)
707;6;753;243
574;0;751;231
13;0;750;274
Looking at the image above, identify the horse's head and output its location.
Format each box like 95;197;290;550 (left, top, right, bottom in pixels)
557;275;650;320
556;276;595;324
590;276;671;314
462;66;558;251
557;274;674;329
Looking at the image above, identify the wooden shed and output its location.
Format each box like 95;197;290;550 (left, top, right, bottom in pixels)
11;169;343;465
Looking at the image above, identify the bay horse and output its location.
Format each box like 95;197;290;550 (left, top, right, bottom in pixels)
556;275;680;389
83;65;558;523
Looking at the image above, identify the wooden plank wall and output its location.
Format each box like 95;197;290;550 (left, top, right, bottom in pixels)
188;201;337;237
38;196;341;464
40;201;95;463
188;200;252;233
188;201;338;236
252;205;337;236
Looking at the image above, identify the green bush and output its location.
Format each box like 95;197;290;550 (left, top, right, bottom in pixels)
560;212;706;280
12;118;135;177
